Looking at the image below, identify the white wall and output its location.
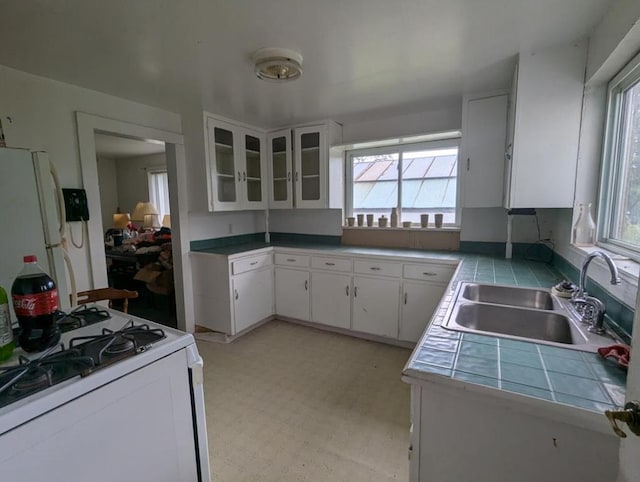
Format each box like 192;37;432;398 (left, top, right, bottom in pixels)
116;152;166;217
0;64;181;292
340;99;462;145
97;156;118;233
269;209;343;236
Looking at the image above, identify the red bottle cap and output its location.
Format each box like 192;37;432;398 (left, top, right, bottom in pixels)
23;255;37;263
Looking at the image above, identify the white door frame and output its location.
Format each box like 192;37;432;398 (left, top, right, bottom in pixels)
76;112;194;333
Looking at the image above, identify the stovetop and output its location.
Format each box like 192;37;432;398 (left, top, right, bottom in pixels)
0;319;166;409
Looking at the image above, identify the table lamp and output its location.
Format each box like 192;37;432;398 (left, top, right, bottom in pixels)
132;201;160;229
162;214;171;228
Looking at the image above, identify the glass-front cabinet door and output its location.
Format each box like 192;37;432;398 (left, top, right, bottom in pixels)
294;125;327;209
206;117;240;211
267;129;292;209
243;131;266;209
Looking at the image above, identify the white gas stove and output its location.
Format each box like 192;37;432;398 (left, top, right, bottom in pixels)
0;309;210;482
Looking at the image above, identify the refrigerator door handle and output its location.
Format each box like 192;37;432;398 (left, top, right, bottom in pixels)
48;158;66;238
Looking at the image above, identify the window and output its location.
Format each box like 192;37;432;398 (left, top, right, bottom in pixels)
599;52;640;258
346;139;460;225
148;170;170;221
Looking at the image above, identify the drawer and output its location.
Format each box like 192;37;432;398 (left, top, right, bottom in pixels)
354;259;402;277
311;256;352;272
274;253;310;268
403;263;455;283
231;253;272;275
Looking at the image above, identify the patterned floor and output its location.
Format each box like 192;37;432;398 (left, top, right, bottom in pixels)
197;320;411;481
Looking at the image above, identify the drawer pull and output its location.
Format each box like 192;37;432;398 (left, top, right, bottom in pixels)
369;267;382;271
423;272;437;276
250;261;258;266
325;262;336;266
286;258;296;262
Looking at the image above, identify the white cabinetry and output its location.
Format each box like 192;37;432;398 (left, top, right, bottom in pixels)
267;129;293;209
233;268;274;333
311;272;352;329
352;276;400;338
407;382;618;482
503;42;587;208
400;282;447;342
205;114;267;211
461;94;509;208
275;267;310;321
190;251;273;336
285;121;343;209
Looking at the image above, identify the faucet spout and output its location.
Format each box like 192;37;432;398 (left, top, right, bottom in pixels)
578;251;621;297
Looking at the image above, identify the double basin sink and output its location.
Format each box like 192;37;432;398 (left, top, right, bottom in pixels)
443;283;615;352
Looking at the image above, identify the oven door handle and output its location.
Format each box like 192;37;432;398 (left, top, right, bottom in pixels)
186;346;212;482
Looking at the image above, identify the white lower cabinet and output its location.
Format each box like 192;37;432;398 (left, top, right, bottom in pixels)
311;272;351;329
400;282;448;342
352;276;400;338
233;267;274;333
275;267;310;321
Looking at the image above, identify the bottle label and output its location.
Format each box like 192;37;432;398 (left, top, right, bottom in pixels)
12;290;59;317
0;304;11;344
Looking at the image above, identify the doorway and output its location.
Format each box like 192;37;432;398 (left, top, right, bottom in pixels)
76;112;195;333
95;133;178;328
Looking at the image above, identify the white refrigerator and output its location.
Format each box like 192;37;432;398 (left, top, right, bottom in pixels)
0;147;70;317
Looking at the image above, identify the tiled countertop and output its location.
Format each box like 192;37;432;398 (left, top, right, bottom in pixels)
403;255;628;415
192;241;628;415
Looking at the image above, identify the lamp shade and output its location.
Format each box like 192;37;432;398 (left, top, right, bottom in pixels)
162;214;171;228
112;213;131;229
132;201;160;229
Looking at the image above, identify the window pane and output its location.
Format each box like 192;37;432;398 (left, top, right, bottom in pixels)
611;80;640;247
401;148;458;223
352;153;399;218
149;171;170;222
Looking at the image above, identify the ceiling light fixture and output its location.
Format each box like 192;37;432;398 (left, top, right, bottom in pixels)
253;47;303;82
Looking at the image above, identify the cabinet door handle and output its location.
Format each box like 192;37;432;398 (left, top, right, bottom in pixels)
325;262;335;266
288;172;291;181
243;171;246;181
250;261;258;266
369;266;381;271
237;171;241;182
295;172;299;181
404;292;408;305
234;289;239;300
467;157;470;171
304;280;308;291
286;258;296;262
354;286;358;297
346;285;349;296
422;272;437;276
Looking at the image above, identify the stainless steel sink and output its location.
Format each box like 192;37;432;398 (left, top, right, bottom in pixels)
441;282;616;352
453;303;573;344
461;283;554;310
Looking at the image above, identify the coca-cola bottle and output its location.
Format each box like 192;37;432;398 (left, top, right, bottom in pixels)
11;255;61;352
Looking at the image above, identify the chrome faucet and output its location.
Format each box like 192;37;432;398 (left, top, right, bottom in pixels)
571;251;621;334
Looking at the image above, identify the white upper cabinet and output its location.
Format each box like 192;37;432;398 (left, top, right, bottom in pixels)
504;42;587;208
461;93;509;208
267;129;293;209
205;114;267;211
294;125;327;209
292;122;343;209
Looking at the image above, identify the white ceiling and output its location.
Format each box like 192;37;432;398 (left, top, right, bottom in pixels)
0;0;615;128
94;133;165;160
